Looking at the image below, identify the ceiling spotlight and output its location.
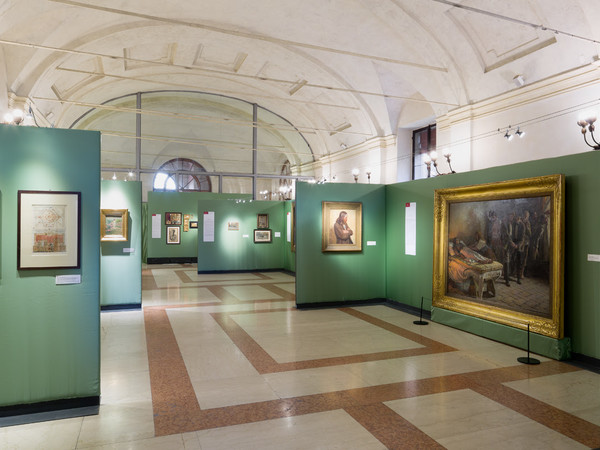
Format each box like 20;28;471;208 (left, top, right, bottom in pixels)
515;127;525;138
504;130;514;141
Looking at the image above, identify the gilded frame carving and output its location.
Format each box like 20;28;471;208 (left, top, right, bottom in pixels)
432;174;564;338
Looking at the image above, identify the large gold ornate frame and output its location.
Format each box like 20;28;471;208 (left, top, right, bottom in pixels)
432;174;565;338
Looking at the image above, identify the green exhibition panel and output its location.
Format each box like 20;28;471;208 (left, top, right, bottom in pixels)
101;180;142;307
385;151;600;360
146;191;252;262
295;182;387;305
197;200;286;272
0;124;101;409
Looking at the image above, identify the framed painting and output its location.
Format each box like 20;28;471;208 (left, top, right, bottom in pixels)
166;226;180;244
165;212;182;225
322;201;362;252
183;214;190;232
257;213;269;229
254;229;272;243
228;221;240;231
432;174;565;338
100;209;128;242
18;190;81;270
189;221;198;229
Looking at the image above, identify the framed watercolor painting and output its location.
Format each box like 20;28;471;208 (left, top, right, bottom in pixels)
432;174;565;338
254;229;272;243
165;212;182;225
257;213;269;229
18;190;81;269
166;226;180;244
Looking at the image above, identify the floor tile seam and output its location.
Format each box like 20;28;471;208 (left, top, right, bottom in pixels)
468;380;600;448
256;283;295;300
340;307;457;352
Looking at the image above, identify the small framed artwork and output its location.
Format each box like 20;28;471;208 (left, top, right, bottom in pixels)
100;209;128;242
165;212;182;225
228;221;240;231
254;229;272;243
18;190;81;270
257;213;269;229
189;221;198;229
322;201;362;252
166;226;180;244
183;214;190;232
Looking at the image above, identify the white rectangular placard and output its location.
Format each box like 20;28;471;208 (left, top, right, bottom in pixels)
286;212;291;242
151;214;161;239
56;274;81;285
405;202;416;255
203;211;215;242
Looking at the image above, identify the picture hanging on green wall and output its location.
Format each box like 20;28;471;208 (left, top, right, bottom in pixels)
165;212;182;225
254;229;272;243
18;190;81;270
432;174;565;339
100;209;128;242
322;201;362;252
166;226;180;244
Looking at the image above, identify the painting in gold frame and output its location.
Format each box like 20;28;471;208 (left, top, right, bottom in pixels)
432;174;564;339
322;201;362;252
100;209;128;242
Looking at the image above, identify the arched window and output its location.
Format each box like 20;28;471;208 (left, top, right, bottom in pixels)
153;158;212;192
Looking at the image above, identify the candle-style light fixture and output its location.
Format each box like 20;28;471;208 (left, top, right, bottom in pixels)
576;112;600;150
423;149;455;178
352;168;359;183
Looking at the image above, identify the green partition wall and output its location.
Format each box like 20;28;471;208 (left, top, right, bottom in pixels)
146;191;251;263
295;182;387;305
385;151;600;360
197;200;285;272
101;180;142;308
0;124;101;410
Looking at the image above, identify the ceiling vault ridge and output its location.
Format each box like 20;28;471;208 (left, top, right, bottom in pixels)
48;0;448;71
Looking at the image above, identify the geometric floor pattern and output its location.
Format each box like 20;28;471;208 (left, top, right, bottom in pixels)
1;263;599;449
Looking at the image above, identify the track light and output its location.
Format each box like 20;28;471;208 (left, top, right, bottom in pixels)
504;130;514;141
515;127;525;138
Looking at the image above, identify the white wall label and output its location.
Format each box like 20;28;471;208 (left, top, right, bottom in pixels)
405;202;416;255
275;232;281;238
123;248;135;253
56;275;81;285
367;241;376;246
151;214;161;239
203;211;215;242
242;234;249;238
588;254;600;262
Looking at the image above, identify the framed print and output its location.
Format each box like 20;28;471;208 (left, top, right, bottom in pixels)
254;229;272;243
432;174;565;338
257;213;269;229
228;221;240;231
100;209;128;242
322;201;362;252
165;212;182;225
166;226;180;244
18;190;81;270
183;214;190;232
189;221;198;229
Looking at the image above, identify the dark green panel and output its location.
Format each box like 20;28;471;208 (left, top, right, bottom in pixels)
296;182;386;305
0;124;101;407
385;151;600;359
197;200;285;271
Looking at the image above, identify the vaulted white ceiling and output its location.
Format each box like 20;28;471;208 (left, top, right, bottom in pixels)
2;0;599;163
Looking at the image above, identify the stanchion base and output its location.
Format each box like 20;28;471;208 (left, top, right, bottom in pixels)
413;320;429;325
517;356;540;365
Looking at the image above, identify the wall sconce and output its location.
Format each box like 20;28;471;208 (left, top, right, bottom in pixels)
352;168;359;183
366;170;372;184
576;112;600;150
423;150;455;178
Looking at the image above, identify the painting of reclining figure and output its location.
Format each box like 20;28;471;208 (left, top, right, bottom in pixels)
432;175;564;339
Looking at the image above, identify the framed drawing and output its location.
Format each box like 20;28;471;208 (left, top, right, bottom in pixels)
189;221;198;229
18;190;81;270
165;212;182;225
100;209;128;242
432;174;565;338
183;214;190;232
257;213;269;229
254;229;272;243
322;201;362;252
228;221;240;231
166;226;180;244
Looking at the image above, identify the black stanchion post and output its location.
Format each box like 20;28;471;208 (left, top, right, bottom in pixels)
517;323;540;365
413;296;429;326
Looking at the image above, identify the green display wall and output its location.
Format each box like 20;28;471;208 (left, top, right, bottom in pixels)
385;151;600;360
197;200;286;272
101;181;142;307
0;125;101;408
146;191;251;262
295;182;387;305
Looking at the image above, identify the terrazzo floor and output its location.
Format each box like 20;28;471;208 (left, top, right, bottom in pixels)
1;264;599;449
